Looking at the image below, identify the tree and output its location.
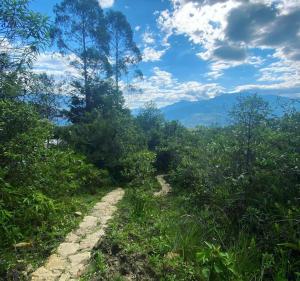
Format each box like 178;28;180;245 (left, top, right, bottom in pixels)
28;73;60;121
136;102;165;151
0;0;50;98
230;94;270;174
53;0;110;110
106;11;142;92
65;79;125;123
62;109;145;171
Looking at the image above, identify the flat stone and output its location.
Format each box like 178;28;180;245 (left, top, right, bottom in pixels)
76;216;99;235
31;266;60;281
14;242;32;248
58;273;70;281
79;216;98;229
45;254;67;271
69;252;91;266
57;243;79;258
79;230;105;250
68;262;86;278
74;212;82;217
98;215;112;225
65;232;80;243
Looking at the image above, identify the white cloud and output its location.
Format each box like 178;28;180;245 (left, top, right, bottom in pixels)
142;31;155;45
142;47;168;62
140;26;170;62
135;26;141;32
157;0;300;81
122;67;224;108
98;0;114;9
33;52;80;79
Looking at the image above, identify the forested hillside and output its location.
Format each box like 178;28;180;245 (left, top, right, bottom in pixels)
159;94;300;127
0;0;299;281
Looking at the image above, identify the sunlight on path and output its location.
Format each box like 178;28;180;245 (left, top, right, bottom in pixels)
30;188;125;281
154;175;172;197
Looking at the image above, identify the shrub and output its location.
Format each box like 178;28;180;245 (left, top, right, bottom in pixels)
0;100;107;246
196;242;240;281
121;150;156;185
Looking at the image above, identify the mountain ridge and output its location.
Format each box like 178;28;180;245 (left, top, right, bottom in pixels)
133;93;300;127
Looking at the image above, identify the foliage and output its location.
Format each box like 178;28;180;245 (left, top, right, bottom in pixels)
0;0;50;98
0;100;108;248
165;96;300;280
196;242;240;281
60;108;145;172
28;73;61;121
121;150;156;185
53;0;110;110
106;10;142;91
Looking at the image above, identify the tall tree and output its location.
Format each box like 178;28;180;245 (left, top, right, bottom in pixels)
136;102;165;150
53;0;110;110
106;11;142;92
0;0;49;98
230;94;270;174
28;73;60;121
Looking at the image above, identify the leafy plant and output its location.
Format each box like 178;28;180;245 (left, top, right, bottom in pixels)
196;242;240;281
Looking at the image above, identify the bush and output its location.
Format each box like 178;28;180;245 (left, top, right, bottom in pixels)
196;242;240;281
0;100;107;246
121;150;156;185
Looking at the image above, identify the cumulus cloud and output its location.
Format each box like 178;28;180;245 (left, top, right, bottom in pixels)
142;31;155;45
213;44;246;61
122;67;224;108
33;52;80;79
143;47;168;62
140;27;169;62
98;0;114;9
157;0;300;81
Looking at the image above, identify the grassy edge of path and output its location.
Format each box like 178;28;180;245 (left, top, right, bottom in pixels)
0;187;113;280
81;179;204;281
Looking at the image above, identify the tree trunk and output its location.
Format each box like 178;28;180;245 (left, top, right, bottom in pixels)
82;15;91;110
115;30;119;93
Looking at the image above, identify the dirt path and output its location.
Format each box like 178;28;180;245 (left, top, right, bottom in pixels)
30;188;125;281
154;175;172;197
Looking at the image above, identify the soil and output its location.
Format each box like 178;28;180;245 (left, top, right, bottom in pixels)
90;235;157;281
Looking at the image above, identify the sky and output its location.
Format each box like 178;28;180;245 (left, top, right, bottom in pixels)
31;0;300;109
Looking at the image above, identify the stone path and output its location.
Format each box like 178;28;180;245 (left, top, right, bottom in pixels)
31;188;125;281
154;175;172;197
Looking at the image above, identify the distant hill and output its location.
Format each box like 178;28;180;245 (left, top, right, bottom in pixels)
159;94;300;127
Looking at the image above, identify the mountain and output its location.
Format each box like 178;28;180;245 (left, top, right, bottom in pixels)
159;93;300;128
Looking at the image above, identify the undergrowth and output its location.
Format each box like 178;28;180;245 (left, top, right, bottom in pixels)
83;175;300;281
0;189;110;280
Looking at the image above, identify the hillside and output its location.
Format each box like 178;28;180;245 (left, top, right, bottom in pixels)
159;93;300;127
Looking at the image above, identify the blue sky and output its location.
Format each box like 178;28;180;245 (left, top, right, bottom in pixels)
31;0;300;108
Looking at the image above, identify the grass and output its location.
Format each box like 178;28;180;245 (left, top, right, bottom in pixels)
0;187;112;280
82;180;207;281
82;178;278;281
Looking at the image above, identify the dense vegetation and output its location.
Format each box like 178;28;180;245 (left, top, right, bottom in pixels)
0;0;299;280
85;97;299;281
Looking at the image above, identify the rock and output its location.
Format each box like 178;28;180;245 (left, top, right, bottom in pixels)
74;212;82;217
26;264;34;273
69;252;91;266
76;216;98;235
14;242;32;249
165;252;180;260
58;273;71;281
79;230;105;250
31;266;60;281
57;243;80;258
65;232;80;243
45;254;67;271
